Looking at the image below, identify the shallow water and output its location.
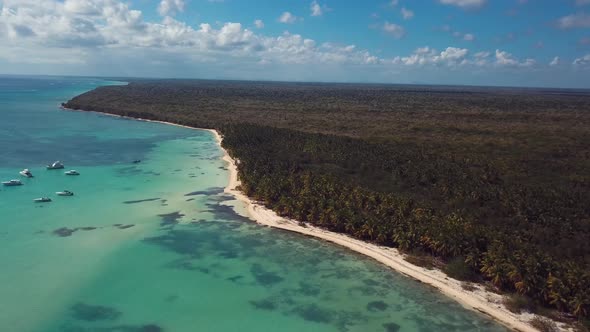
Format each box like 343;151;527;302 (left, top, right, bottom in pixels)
0;76;507;332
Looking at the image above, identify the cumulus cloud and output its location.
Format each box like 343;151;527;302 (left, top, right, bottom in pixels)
556;13;590;29
573;54;590;65
0;0;559;77
438;0;486;9
310;1;322;16
278;11;299;24
495;49;535;67
158;0;185;16
395;46;469;66
382;22;405;39
495;49;518;66
401;8;414;20
549;56;560;66
389;0;399;7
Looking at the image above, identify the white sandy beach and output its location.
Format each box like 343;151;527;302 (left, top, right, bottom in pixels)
61;107;562;332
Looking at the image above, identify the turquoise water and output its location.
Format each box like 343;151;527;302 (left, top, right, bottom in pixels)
0;76;507;332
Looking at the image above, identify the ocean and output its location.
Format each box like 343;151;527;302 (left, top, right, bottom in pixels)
0;76;507;332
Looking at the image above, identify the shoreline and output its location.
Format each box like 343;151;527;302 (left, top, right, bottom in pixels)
213;132;543;332
61;107;549;332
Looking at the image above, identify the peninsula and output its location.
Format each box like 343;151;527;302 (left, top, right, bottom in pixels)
64;80;590;331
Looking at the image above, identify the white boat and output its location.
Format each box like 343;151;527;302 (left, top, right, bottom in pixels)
64;170;80;176
19;169;34;178
2;179;23;186
56;190;74;196
34;197;52;203
46;161;64;170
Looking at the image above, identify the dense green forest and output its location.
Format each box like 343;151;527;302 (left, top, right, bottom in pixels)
65;81;590;322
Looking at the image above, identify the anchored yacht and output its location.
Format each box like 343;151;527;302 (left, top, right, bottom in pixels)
2;179;23;186
19;169;34;178
46;161;64;170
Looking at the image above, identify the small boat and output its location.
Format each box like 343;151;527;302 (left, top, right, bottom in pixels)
2;179;23;186
56;190;74;196
34;197;52;203
47;161;64;170
132;160;141;164
19;169;34;178
65;170;80;176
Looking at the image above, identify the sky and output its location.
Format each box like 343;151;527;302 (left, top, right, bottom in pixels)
1;0;590;88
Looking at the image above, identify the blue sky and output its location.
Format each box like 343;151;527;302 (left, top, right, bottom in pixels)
1;0;590;87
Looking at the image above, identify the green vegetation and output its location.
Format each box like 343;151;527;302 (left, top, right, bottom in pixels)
64;80;590;319
443;257;479;282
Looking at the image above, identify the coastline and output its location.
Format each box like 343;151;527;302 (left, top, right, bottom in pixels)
212;131;545;332
61;107;550;332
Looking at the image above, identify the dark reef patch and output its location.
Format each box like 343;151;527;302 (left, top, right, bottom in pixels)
70;302;121;321
53;227;77;237
123;198;160;204
291;304;333;324
117;224;135;229
250;299;277;311
184;187;224;197
297;281;321;297
367;301;389;312
227;275;244;283
144;230;201;256
250;264;284;287
383;322;401;332
62;323;163;332
158;211;185;226
205;202;251;222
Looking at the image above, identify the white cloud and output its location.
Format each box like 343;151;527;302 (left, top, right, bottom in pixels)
310;1;322;17
0;0;560;78
398;46;469;66
549;56;560;66
401;8;414;20
556;13;590;29
278;11;299;24
573;54;590;65
389;0;399;7
495;49;535;67
463;33;475;41
382;21;405;39
438;0;486;9
473;51;490;66
158;0;185;17
576;0;590;5
495;49;518;66
310;1;331;17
